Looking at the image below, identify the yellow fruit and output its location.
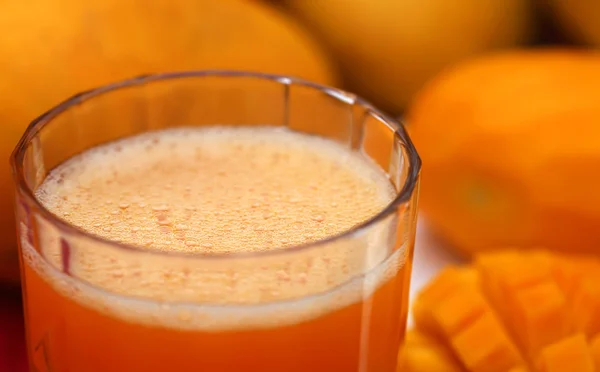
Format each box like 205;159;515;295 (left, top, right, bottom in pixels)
538;334;594;372
549;0;600;46
398;331;463;372
406;48;600;257
401;249;600;371
283;0;532;114
0;0;338;284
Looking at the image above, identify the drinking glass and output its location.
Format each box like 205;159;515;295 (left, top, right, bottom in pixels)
11;71;421;372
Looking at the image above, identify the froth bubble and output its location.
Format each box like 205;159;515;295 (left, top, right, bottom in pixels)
31;126;404;330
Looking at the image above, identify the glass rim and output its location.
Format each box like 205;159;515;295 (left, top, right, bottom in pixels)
11;70;421;262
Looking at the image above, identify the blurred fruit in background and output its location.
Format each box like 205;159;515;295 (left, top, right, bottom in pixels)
407;48;600;257
549;0;600;46
0;0;338;284
281;0;533;114
401;249;600;371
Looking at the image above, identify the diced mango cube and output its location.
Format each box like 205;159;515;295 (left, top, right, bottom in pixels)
432;287;487;337
590;334;600;370
476;249;553;289
402;249;600;372
507;367;530;372
397;331;464;372
512;281;570;359
538;334;594;372
571;278;600;338
413;267;478;334
450;311;523;372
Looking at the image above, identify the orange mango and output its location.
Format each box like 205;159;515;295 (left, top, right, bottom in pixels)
407;49;600;258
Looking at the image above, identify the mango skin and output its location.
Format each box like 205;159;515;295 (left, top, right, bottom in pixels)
407;49;600;257
283;0;532;114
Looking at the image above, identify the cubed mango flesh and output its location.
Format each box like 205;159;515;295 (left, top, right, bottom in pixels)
401;249;600;372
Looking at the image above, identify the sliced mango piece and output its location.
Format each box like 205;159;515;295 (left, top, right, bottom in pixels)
571;278;600;338
401;249;600;372
538;334;594;372
590;334;600;370
412;266;478;335
511;281;570;360
397;331;464;372
476;250;555;339
476;250;572;361
451;311;524;372
508;367;531;372
476;250;554;290
432;286;487;338
551;257;577;295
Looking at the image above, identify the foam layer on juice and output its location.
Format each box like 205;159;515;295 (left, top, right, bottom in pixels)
25;126;407;330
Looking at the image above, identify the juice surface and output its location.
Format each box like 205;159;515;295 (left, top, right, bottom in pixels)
22;126;411;372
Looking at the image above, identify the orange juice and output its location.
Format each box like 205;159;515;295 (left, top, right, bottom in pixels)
21;126;411;371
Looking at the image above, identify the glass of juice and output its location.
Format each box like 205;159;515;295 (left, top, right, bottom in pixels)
11;71;421;372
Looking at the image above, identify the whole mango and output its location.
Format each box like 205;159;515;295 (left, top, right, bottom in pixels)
0;0;338;284
283;0;532;114
407;49;600;257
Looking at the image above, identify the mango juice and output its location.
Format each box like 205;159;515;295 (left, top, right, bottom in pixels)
21;126;412;371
